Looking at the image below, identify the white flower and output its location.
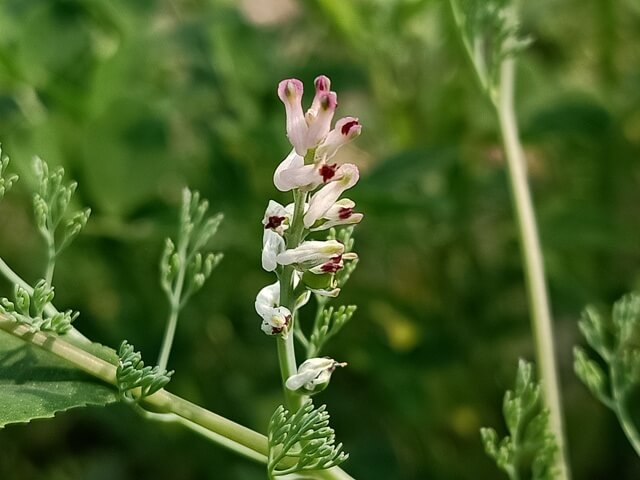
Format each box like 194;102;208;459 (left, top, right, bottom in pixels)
255;282;291;336
276;240;344;271
303;164;360;228
255;281;310;336
273;149;322;192
309;198;364;231
262;200;290;235
285;357;347;394
262;228;285;272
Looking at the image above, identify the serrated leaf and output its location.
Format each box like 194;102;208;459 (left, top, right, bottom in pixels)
0;329;117;428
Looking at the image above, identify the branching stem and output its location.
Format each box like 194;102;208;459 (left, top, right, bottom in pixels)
0;256;89;344
0;315;354;479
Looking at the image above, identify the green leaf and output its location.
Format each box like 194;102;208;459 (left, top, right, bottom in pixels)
0;329;117;428
482;360;558;480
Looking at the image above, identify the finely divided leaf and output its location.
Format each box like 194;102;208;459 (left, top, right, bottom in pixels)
0;329;117;428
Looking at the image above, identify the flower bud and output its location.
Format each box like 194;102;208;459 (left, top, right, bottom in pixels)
285;357;347;395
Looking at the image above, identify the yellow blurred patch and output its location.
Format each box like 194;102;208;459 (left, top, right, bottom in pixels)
450;405;481;438
370;301;421;352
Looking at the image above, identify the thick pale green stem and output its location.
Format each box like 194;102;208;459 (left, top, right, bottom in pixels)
448;1;570;475
0;316;355;479
497;57;570;480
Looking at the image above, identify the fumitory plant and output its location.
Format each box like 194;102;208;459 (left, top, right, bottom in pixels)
0;74;362;480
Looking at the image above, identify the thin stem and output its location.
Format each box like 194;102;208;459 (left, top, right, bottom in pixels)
497;57;570;480
0;256;90;344
44;234;56;286
157;307;179;371
448;2;570;476
449;0;490;94
277;189;307;413
0;315;355;478
157;239;188;371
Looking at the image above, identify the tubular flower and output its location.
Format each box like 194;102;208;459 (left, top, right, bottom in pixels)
262;200;291;235
277;79;307;156
308;198;363;231
261;201;297;272
285;357;347;395
274;150;322;192
277;76;338;157
276;240;344;271
255;280;310;335
274;76;361;193
315;117;362;163
303;164;360;228
262;229;285;272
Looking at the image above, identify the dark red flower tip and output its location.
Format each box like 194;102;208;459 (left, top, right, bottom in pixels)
319;163;338;182
341;120;360;136
265;215;286;230
338;207;353;220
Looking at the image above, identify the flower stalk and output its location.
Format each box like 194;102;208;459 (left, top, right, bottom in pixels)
497;54;569;480
448;2;570;477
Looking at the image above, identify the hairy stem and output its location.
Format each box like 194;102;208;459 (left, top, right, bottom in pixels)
497;57;570;479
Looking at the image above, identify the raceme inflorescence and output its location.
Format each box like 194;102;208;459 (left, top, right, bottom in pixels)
257;75;363;478
0;75;361;480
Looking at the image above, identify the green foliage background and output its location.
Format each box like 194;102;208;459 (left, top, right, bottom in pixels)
1;0;640;478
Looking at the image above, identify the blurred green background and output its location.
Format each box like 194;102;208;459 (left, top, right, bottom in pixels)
1;0;640;478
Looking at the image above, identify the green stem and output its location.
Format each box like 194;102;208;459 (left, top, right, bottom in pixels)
611;366;640;457
0;256;89;344
449;0;490;94
497;56;570;480
157;307;179;371
0;315;355;478
448;3;570;477
157;239;188;371
44;234;56;287
277;189;308;413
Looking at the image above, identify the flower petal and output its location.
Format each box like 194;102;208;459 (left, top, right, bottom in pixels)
278;79;308;156
274;149;305;192
304;164;360;228
315;117;362;162
262;229;285;272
